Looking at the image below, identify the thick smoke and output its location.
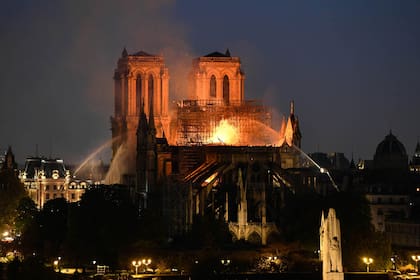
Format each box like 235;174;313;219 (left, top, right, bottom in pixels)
0;1;195;164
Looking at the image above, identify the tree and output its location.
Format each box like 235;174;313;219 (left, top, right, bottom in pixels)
180;213;231;249
0;169;26;232
14;197;38;234
19;198;71;258
64;186;140;268
326;192;391;271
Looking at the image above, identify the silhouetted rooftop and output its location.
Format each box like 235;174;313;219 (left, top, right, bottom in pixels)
204;51;231;58
131;50;155;57
375;132;407;157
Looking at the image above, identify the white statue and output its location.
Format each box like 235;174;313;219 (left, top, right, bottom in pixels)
320;208;343;280
329;236;340;272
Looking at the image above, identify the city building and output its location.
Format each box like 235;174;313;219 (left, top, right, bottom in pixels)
373;131;408;170
410;141;420;173
354;131;420;248
19;157;89;208
365;191;410;232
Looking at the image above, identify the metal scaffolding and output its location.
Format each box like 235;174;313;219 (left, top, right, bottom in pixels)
172;99;273;146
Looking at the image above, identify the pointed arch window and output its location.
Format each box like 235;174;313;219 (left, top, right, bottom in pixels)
223;75;229;104
136;74;142;114
148;74;154;108
210;75;216;98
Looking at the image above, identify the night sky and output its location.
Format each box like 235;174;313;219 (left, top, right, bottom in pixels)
1;0;419;165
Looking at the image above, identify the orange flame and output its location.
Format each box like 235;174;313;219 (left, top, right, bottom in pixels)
210;120;239;145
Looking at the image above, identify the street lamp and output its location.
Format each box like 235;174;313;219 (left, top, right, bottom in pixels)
53;257;61;272
412;255;420;272
132;260;141;275
53;260;59;272
390;257;396;270
221;259;231;265
142;259;151;272
363;257;373;272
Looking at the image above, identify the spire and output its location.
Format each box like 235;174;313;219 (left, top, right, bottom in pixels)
122;47;128;57
290;100;295;115
415;140;420;157
3;146;16;170
137;99;148;135
225;48;231;57
350;152;356;169
148;92;156;133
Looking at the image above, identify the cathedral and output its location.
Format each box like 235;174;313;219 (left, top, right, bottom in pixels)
110;48;308;244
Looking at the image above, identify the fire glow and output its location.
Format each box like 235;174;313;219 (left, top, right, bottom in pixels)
210;120;239;145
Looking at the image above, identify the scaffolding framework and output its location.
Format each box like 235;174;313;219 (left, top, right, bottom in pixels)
172;99;273;146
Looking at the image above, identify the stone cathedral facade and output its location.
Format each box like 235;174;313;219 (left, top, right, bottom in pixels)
110;48;307;244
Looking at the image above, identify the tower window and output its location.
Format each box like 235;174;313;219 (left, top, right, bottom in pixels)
136;75;142;114
148;74;154;107
223;75;229;104
210;75;216;98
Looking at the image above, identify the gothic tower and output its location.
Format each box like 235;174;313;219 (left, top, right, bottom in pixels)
278;100;302;148
111;49;169;183
136;101;149;208
189;49;245;104
278;101;303;169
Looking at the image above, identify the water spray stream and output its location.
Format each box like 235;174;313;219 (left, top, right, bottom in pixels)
292;144;339;191
73;137;120;177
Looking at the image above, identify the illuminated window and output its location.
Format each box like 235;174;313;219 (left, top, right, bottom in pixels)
210;75;216;98
223;75;229;104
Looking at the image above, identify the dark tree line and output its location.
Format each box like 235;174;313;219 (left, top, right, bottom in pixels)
0;168;26;232
7;180;391;273
17;186;142;269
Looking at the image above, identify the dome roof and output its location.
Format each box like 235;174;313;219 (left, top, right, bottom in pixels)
375;132;407;157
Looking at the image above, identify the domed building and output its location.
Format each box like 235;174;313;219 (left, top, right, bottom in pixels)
409;141;420;173
373;131;408;170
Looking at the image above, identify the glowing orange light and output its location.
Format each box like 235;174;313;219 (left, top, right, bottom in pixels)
210;120;239;145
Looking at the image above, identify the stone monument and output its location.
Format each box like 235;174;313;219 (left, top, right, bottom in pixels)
320;208;344;280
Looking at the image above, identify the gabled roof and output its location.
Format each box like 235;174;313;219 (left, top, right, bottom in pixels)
204;51;230;58
131;50;155;57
